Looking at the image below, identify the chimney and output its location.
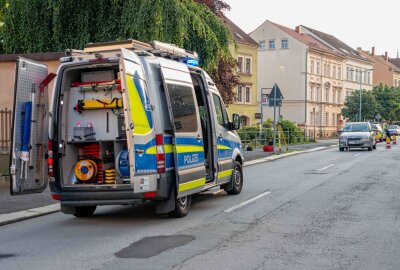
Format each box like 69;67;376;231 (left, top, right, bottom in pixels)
295;26;301;34
357;47;362;51
371;47;375;56
385;52;388;60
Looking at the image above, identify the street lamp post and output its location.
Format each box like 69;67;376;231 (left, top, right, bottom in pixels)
349;68;374;121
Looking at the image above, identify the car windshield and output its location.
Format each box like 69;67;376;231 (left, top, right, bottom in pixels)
343;123;370;132
388;125;398;129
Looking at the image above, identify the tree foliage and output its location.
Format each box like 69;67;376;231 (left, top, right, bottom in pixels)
342;85;400;123
342;90;379;121
193;0;231;14
0;0;239;103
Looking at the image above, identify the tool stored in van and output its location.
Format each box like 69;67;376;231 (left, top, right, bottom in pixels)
9;39;243;218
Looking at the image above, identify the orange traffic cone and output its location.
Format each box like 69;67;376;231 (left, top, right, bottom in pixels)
393;136;397;145
386;137;391;149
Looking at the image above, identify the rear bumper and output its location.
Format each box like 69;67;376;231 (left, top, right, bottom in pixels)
49;172;174;207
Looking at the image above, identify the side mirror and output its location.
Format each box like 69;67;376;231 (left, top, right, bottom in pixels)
231;113;241;130
337;130;343;135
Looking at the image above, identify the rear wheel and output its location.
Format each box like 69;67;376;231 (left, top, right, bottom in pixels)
169;195;191;218
73;206;96;218
339;147;344;152
226;161;243;195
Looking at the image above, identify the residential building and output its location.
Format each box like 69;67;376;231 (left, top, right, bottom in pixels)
250;21;346;137
300;26;374;102
221;15;259;127
388;57;400;86
357;48;400;87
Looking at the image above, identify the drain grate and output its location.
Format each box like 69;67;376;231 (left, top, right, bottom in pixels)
115;235;195;259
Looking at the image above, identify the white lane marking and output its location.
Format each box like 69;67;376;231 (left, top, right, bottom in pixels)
213;189;225;195
354;153;363;157
317;163;335;171
223;191;271;213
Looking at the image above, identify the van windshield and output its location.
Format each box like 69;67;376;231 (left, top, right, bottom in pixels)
343;123;370;132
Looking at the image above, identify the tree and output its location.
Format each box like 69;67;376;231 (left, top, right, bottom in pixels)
342;90;379;121
372;84;400;123
193;0;230;14
1;0;238;103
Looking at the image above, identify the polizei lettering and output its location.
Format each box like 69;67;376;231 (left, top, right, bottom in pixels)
184;154;199;165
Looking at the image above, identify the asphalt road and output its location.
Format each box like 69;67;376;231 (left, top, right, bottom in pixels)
1;142;399;270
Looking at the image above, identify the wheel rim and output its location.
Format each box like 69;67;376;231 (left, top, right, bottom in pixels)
177;197;187;209
233;167;241;188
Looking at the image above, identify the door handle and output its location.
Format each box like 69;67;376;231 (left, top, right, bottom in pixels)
197;134;202;142
218;134;223;139
135;148;144;155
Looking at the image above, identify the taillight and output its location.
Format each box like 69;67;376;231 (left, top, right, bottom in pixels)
155;134;165;174
51;194;61;200
48;140;54;177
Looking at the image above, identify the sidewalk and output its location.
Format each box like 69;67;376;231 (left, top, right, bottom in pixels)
243;138;338;162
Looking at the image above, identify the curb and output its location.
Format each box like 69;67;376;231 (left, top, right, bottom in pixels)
0;144;338;226
243;144;338;167
0;204;60;226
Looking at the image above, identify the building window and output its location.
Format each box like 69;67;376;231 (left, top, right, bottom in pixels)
325;88;329;102
237;57;243;73
325;112;329;126
316;86;320;101
367;71;371;84
332;113;336;126
316;61;320;75
310;112;314;125
237;85;243;102
245;58;251;74
323;63;327;76
311;60;315;74
337;90;341;104
268;40;275;49
310;86;314;101
338;67;342;79
355;69;359;82
240;116;249;127
259;40;266;50
281;39;289;49
327;63;330;77
333;66;336;79
333;89;337;104
245;86;251;103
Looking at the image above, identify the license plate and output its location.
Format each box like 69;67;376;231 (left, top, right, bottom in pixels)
348;141;358;144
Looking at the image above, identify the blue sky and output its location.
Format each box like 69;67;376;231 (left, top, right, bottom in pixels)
226;0;399;58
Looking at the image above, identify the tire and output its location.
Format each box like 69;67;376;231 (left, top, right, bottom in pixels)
168;195;191;218
368;146;373;151
373;144;377;150
226;161;243;195
339;147;344;152
73;206;96;218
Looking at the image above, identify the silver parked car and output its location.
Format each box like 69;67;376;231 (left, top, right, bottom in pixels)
387;125;400;136
339;122;376;151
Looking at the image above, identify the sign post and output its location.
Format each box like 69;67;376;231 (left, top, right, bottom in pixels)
268;83;283;153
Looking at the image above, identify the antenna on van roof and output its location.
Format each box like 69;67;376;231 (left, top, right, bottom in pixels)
82;39;198;61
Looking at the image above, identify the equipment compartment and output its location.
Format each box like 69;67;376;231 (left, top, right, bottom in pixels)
59;63;129;187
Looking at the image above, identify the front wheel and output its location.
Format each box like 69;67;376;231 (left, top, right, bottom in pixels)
168;195;191;218
339;147;344;152
373;144;377;150
368;146;373;151
226;161;243;195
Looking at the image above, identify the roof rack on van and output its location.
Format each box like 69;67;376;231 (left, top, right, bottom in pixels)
81;39;198;61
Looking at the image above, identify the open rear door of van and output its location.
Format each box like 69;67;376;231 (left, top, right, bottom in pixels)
10;58;51;195
159;58;206;198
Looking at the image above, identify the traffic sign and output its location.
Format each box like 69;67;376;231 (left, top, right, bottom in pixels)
339;119;343;125
261;94;269;107
268;83;283;107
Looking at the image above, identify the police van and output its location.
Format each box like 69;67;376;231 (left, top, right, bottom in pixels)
10;39;244;217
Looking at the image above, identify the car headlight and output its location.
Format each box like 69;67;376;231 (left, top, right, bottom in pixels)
339;137;346;142
360;137;369;142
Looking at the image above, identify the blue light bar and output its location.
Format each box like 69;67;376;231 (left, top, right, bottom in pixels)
182;57;199;67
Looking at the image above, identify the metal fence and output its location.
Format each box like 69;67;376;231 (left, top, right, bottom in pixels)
237;129;316;149
0;108;12;153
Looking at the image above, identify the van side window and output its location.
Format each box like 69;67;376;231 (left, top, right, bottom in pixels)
166;84;198;132
212;94;227;127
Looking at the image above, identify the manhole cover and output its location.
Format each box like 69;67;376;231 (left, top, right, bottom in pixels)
115;235;195;259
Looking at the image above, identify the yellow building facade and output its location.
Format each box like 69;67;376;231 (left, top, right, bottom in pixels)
222;15;259;127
